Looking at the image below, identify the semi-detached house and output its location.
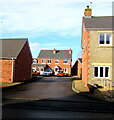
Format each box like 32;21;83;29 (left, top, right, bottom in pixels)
82;6;114;97
32;49;72;75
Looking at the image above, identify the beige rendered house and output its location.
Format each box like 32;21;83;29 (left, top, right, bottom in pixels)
82;6;114;98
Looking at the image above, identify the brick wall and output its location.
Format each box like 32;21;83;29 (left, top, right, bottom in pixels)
0;59;13;83
14;42;32;82
71;60;82;77
82;24;90;85
37;58;72;74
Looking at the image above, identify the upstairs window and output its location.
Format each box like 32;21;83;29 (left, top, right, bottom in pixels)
63;60;68;64
98;33;112;45
42;59;46;64
33;59;38;64
48;60;51;64
55;60;59;64
94;66;110;78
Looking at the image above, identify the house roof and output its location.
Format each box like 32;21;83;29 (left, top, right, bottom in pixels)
0;38;28;59
38;50;72;59
83;16;113;30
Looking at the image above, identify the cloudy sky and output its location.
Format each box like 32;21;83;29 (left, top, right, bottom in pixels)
0;0;113;64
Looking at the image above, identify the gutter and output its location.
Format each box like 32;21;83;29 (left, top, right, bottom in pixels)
11;57;15;83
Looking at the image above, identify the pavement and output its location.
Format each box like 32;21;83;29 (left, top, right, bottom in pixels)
1;76;42;89
72;78;114;102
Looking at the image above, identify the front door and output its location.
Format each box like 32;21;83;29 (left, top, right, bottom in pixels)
54;66;59;75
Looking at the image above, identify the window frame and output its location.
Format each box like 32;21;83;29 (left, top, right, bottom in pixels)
93;66;110;78
98;33;112;45
40;68;44;71
42;59;46;64
63;68;68;73
55;60;59;64
48;60;51;64
33;59;38;64
63;60;68;64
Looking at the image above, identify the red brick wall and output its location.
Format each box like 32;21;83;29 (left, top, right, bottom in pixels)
14;42;32;82
0;59;13;83
37;58;72;74
71;61;78;75
71;60;82;78
82;23;90;85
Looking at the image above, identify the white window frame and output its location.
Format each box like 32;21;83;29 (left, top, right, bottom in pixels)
93;66;110;78
42;59;46;64
63;68;68;73
33;59;38;64
40;68;44;71
48;60;51;64
63;60;68;64
55;60;59;64
98;33;112;45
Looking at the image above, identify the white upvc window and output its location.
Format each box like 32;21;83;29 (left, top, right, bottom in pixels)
42;59;46;64
48;60;51;64
63;68;68;73
40;68;44;71
94;66;110;78
55;60;59;64
33;59;38;64
63;60;68;64
98;33;112;45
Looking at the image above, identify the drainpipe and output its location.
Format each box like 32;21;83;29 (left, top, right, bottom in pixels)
11;57;14;83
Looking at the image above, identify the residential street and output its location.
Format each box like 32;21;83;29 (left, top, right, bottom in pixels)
3;77;97;103
2;77;114;118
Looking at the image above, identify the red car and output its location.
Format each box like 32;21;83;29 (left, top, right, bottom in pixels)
57;71;64;77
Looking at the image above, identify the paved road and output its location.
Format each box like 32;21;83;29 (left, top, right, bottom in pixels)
2;106;113;119
3;77;97;103
2;77;114;118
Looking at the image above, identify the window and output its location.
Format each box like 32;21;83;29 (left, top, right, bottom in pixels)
94;66;110;78
63;68;68;73
48;60;51;64
63;60;68;64
40;68;44;71
55;60;59;64
98;33;112;45
33;59;38;64
42;59;46;64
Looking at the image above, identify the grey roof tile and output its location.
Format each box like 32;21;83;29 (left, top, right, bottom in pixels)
38;50;72;59
83;16;113;30
0;38;27;59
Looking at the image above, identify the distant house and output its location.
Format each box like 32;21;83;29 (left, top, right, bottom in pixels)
72;58;82;78
0;38;32;83
32;49;72;75
81;6;114;96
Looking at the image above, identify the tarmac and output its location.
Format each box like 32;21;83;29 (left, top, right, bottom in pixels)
1;76;114;102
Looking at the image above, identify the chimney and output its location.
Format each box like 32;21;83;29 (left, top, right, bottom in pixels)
84;6;92;17
69;48;72;54
53;48;56;54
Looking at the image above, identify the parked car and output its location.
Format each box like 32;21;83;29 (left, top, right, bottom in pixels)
57;71;64;77
42;69;53;76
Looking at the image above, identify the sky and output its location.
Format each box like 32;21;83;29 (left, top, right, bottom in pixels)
0;0;113;65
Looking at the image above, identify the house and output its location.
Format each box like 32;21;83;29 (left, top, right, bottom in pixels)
0;38;32;83
71;58;82;78
32;49;72;75
81;6;114;96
